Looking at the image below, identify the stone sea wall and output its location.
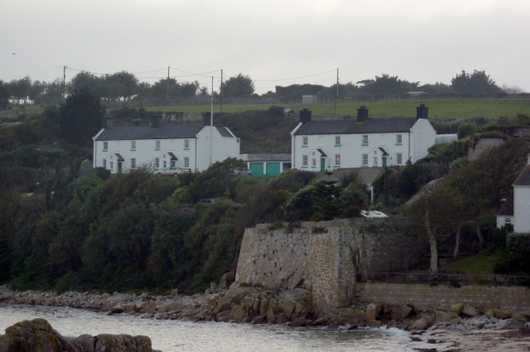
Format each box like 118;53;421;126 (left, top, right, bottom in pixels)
357;283;530;313
235;218;426;312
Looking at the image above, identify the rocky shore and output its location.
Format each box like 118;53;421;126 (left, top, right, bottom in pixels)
0;318;155;352
2;284;530;351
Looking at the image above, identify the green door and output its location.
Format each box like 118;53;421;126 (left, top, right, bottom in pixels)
266;162;281;176
250;162;264;176
320;158;326;172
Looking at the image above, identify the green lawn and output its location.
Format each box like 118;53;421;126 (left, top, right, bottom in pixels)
146;98;530;119
446;250;508;274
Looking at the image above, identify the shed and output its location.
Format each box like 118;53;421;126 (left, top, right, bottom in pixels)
240;153;292;177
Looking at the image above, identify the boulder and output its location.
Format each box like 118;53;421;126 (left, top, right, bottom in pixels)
451;303;464;316
0;319;154;352
461;305;479;318
389;304;414;321
230;304;249;322
410;317;433;331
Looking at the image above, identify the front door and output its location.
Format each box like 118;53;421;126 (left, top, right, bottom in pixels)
117;161;123;174
382;155;388;168
320;157;326;172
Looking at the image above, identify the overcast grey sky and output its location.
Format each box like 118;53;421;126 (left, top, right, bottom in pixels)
2;0;530;93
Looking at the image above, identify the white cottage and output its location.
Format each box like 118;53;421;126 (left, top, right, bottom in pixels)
290;105;437;172
92;123;240;174
497;155;530;233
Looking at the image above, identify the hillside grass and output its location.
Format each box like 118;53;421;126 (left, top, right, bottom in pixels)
446;250;507;274
146;98;530;119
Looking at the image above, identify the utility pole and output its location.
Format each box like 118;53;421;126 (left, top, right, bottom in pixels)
62;65;67;99
209;75;214;167
220;69;224;113
166;66;170;102
334;67;339;116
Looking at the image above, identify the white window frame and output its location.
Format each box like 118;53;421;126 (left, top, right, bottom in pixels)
396;134;403;146
335;136;341;147
362;154;369;166
103;142;108;152
184;139;190;150
131;158;136;169
155;140;160;151
154;157;160;169
335;154;341;167
396;153;403;165
130;140;136;151
184;157;190;168
302;136;308;147
302;155;308;167
362;135;369;146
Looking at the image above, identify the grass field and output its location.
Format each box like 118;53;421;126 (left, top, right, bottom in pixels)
446;250;507;274
146;98;530;119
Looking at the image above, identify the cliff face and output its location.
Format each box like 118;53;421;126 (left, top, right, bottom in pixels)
235;218;425;313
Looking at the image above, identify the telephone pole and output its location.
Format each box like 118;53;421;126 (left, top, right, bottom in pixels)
334;67;339;116
166;66;171;102
220;69;224;113
209;75;214;166
62;65;67;99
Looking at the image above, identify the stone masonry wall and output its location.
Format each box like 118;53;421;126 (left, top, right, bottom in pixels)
357;283;530;312
235;218;426;312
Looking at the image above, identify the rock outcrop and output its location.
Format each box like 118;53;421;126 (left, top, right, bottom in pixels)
0;319;153;352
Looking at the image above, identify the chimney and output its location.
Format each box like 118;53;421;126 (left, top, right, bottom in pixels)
202;112;211;126
416;104;429;119
299;108;312;124
357;106;369;121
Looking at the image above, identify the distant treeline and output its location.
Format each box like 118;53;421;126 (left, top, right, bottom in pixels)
0;70;521;109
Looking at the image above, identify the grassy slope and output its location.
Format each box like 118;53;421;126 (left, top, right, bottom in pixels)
446;250;507;274
146;98;530;119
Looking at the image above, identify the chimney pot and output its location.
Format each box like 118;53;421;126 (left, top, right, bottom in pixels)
357;106;369;121
299;109;312;123
416;104;429;119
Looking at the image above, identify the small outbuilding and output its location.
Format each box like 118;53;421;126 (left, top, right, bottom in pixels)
240;153;292;176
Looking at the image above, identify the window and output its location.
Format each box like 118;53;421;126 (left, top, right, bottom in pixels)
302;155;308;167
311;158;316;168
335;154;341;167
130;141;136;151
396;134;403;146
155;140;160;151
102;158;107;168
131;158;136;169
154;158;159;169
103;142;108;152
362;154;368;166
505;217;512;224
184;157;190;168
335;136;341;146
302;136;308;147
362;135;369;146
184;139;190;150
396;153;403;165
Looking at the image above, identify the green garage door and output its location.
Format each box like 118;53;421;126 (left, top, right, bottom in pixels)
266;162;281;176
250;162;264;176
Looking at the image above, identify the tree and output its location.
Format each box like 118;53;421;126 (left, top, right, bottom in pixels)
103;71;139;101
59;89;104;146
71;72;103;97
451;70;505;97
357;74;419;98
222;74;255;97
0;81;9;109
8;77;32;102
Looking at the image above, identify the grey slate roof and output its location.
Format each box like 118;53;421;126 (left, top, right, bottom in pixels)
514;165;530;186
95;124;235;141
242;153;291;162
294;117;417;135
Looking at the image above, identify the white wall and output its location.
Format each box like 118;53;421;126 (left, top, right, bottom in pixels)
410;119;437;163
496;215;514;229
94;136;197;174
514;186;530;234
292;132;411;171
195;126;240;172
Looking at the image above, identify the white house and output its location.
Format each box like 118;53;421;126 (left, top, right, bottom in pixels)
497;155;530;233
290;105;437;172
92;122;240;174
